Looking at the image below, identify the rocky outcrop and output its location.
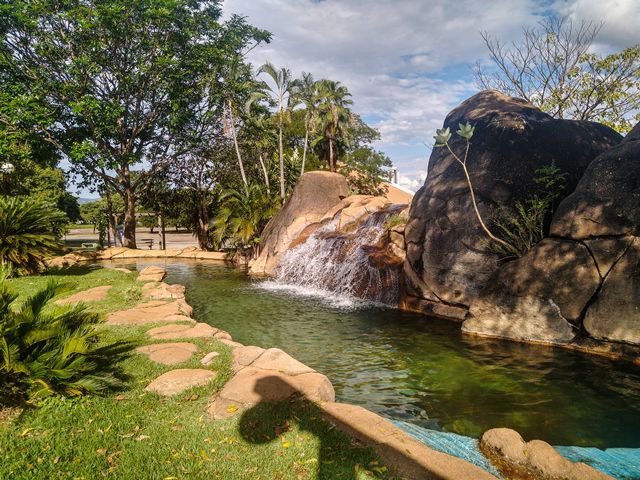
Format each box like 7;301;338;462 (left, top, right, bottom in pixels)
464;121;640;348
249;171;349;275
403;90;621;319
480;428;612;480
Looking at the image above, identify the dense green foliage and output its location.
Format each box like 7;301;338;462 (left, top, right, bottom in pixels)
0;197;66;274
211;184;280;252
0;274;129;403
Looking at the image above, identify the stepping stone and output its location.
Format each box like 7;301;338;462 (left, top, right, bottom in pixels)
137;266;166;282
147;322;218;340
217;338;244;349
250;348;315;376
232;346;266;372
105;266;132;274
136;343;198;365
201;351;220;366
55;285;112;305
208;367;334;420
146;369;217;397
106;299;193;326
214;330;232;341
142;282;185;300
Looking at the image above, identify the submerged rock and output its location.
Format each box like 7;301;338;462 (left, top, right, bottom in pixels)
480;428;613;480
403;90;621;317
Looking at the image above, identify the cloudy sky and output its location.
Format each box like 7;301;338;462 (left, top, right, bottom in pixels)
221;0;640;191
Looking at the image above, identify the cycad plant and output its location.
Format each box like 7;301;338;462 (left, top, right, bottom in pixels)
210;184;280;254
0;196;67;274
0;271;130;403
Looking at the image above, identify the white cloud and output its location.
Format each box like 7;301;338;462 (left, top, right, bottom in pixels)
221;0;639;184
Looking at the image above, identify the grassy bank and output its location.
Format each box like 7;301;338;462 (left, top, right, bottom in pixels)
1;267;390;480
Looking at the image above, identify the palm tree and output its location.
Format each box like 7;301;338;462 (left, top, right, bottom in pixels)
250;63;299;200
313;80;353;172
293;72;319;176
219;57;252;191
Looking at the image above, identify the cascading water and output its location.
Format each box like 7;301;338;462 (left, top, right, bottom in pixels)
260;205;406;307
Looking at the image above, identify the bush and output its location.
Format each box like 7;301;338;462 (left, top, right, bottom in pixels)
0;196;67;274
489;163;567;259
0;272;130;403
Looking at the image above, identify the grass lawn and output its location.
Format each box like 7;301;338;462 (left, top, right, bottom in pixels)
1;266;391;480
68;223;96;230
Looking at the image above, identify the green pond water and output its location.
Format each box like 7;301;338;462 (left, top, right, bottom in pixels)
113;259;640;448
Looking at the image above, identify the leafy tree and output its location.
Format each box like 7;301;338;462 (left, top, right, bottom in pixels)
1;0;270;248
250;63;299;200
0;273;129;402
339;147;392;196
292;72;319;176
0;197;67;274
475;17;640;132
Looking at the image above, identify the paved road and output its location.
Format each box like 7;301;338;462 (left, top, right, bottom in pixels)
64;227;198;250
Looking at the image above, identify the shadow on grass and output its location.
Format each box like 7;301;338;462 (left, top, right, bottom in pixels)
237;376;387;480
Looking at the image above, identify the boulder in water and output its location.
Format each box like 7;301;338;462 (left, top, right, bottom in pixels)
249;171;348;275
403;90;621;318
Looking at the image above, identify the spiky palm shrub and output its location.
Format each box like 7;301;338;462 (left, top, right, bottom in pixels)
0;196;67;274
210;184;280;253
0;272;130;402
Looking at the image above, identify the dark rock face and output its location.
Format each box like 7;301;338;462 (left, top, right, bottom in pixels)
464;122;640;347
403;90;621;314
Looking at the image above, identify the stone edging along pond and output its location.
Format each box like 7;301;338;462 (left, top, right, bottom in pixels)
76;256;613;480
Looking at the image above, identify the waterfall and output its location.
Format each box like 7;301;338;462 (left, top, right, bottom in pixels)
261;205;405;307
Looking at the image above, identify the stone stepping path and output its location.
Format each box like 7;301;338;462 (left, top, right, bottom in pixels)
55;285;112;305
137;266;166;282
146;368;216;397
208;346;334;420
136;343;198;365
147;322;219;340
106;299;193;326
142;282;186;300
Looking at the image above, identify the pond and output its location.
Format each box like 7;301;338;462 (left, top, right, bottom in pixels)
112;259;640;448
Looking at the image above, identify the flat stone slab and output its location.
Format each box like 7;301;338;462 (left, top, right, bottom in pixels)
148;322;218;340
208;367;334;420
322;402;497;480
106;300;193;326
250;348;315;376
201;351;220;366
55;285;112;305
146;369;217;397
136;343;198;365
232;346;266;372
142;282;185;300
137;266;166;282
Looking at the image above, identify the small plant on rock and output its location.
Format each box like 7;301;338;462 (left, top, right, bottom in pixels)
433;124;567;259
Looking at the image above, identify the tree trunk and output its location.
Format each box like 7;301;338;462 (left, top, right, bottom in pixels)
228;99;248;190
258;153;270;194
278;118;285;200
301;127;309;176
329;138;334;173
122;187;137;249
196;193;209;250
103;176;118;246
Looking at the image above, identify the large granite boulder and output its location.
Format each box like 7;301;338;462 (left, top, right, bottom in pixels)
249;171;348;275
403;90;621;317
464;121;640;347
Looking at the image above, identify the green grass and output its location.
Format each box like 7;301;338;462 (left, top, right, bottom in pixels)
1;267;391;480
69;223;96;230
9;265;142;316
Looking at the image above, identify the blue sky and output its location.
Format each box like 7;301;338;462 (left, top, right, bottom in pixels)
222;0;640;191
